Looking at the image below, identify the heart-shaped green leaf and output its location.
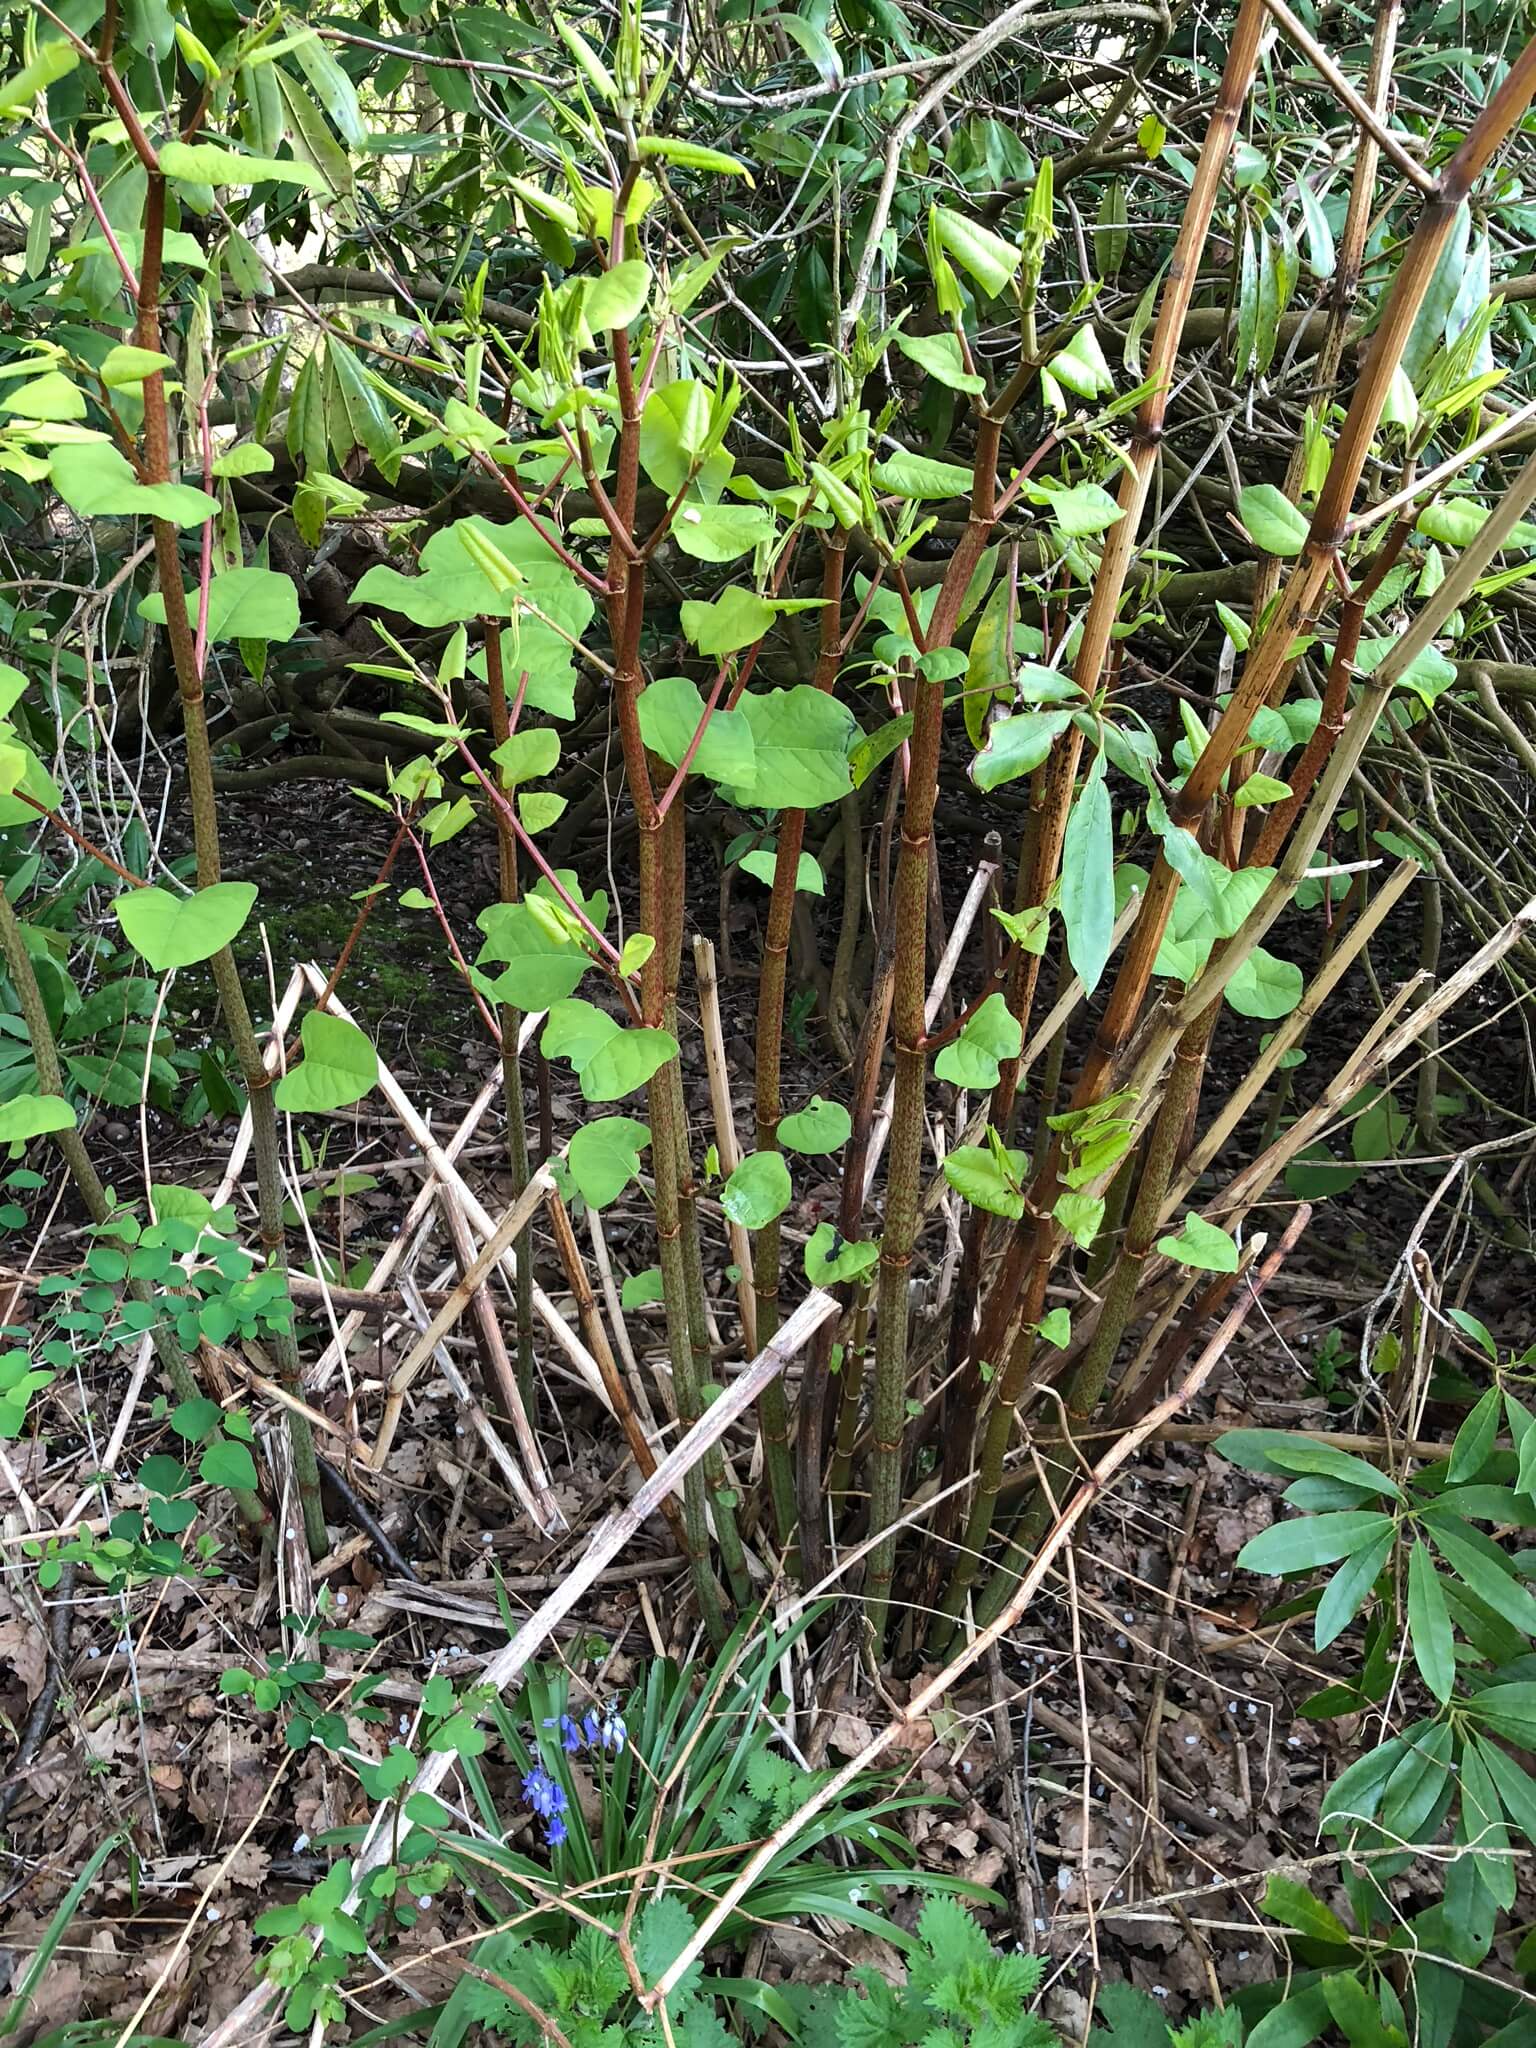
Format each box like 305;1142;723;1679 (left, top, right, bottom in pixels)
114;882;257;972
274;1013;379;1113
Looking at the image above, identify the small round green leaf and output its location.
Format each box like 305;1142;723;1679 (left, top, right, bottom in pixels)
722;1150;792;1229
778;1096;852;1154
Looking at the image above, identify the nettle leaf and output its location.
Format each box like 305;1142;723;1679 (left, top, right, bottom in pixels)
722;1151;792;1229
944;1142;1029;1219
114;882;258;972
50;442;218;528
804;1223;879;1286
1155;1213;1239;1272
274;1013;379;1114
1238;484;1310;557
934;992;1022;1090
971;710;1071;792
739;847;824;895
778;1095;851;1154
139;567;300;645
0;1093;76;1142
638;675;755;787
567;1117;650;1208
734;687;857;808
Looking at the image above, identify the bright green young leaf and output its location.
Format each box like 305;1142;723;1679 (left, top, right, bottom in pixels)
944;1142;1028;1219
1155;1213;1239;1273
0;1094;76;1142
931;205;1020;296
580;1027;678;1103
933;992;1022;1089
139;567;300;644
274;1012;380;1113
722;1151;792;1229
50;442;219;528
638;675;755;787
804;1223;879;1286
0;40;80;114
584;259;651;331
679;588;777;655
670;502;772;563
734;687;857;808
476;901;591;1008
872;452;975;499
1239;484;1311;557
1060;756;1114;992
114;882;258;972
621;1268;665;1308
0;371;86;422
1054;1190;1104;1250
971;710;1071;792
491;728;560;788
618;933;655;979
892;330;985;394
567;1117;651;1208
739;848;824;895
1225;947;1303;1020
778;1095;852;1153
159;138;327;191
99;345;176;387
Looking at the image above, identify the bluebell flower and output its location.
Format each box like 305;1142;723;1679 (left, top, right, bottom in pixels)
599;1705;628;1754
545;1812;568;1848
521;1766;566;1820
544;1713;585;1754
581;1709;601;1747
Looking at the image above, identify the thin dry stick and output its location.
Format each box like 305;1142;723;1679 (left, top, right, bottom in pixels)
396;1274;548;1527
191;1289;840;2048
309;1074;500;1391
371;1171;557;1492
432;1178;559;1517
298;966;609;1405
644;1242;1295;2007
693;933;758;1353
1203;895;1536;1222
543;1183;690;1552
